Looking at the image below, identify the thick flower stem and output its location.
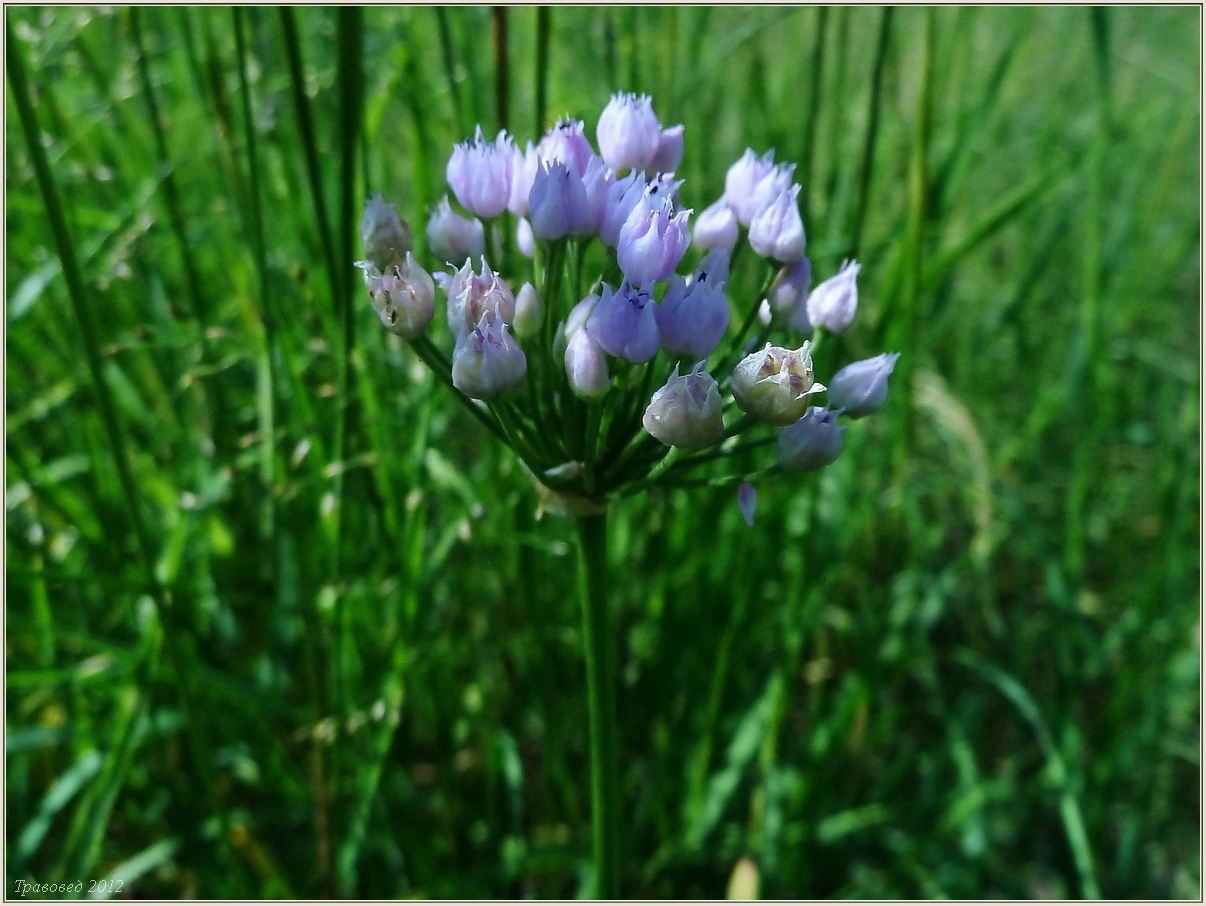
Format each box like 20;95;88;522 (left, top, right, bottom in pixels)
575;511;621;899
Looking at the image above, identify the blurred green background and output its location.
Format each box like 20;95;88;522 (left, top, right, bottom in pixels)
5;5;1200;899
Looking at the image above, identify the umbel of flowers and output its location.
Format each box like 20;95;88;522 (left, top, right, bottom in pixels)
355;91;899;517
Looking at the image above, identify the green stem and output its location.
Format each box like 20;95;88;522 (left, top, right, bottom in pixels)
575;511;620;899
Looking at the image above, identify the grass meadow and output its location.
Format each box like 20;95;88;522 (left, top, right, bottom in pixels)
5;5;1201;899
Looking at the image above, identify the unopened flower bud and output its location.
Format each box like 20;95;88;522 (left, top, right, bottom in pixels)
564;326;610;399
446;127;514;218
777;406;847;471
731;341;826;425
737;483;757;527
513;282;543;337
748;183;805;262
586;281;660;364
806;260;860;334
642;362;724;449
656;266;730;360
516;216;535;258
360;192;413;271
650;123;685;172
597;92;663;172
529;160;589;240
826;352;900;418
768;257;813;336
428;196;485;264
725;148;779;225
694;197;739;250
617;192;692;286
508;141;540;215
451;313;527;399
537;117;595;176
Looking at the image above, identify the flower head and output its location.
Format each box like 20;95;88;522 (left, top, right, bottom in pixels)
777;406;847;471
360;192;413;271
446;127;515;219
529;160;589;241
564;326;610;399
536;116;595;176
806;260;861;334
731;341;826;425
642;362;724;449
358;252;434;339
826;352;900;418
508;140;540;216
693;197;739;250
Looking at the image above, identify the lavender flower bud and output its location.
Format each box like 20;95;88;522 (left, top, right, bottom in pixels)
446;257;516;332
768;258;812;319
805;260;861;334
599;169;645;248
597;92;662;172
642;362;724;449
724;148;776;225
748;183;806;262
693;197;739;250
737;483;757;527
564;326;610;399
446;127;515;218
586;281;660;364
576;155;613;235
516;216;535;258
513;282;543;337
826;352;901;418
777;406;847;471
617;192;692;286
651;123;685;172
529;160;588;240
427;196;485;264
536;117;595;176
371;253;434;338
360;192;413;271
451;313;527;399
508;140;540;215
655;267;730;361
731;341;826;425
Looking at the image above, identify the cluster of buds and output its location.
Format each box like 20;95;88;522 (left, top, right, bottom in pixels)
356;93;900;518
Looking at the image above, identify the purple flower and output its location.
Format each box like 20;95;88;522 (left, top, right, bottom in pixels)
600;170;646;248
564;326;610;399
358;252;434;339
451;312;527;399
427;197;485;265
508;140;539;215
586;281;660;364
617;192;692;286
748;183;806;262
576;155;614;235
806;260;861;334
655;266;730;361
724;148;776;225
446;257;516;332
777;406;847;471
642;362;724;449
360;192;413;270
650;124;685;172
737;483;757;527
768;258;812;328
446;127;515;219
597;92;662;172
826;352;900;418
529;160;589;240
536;116;595;176
693;197;738;250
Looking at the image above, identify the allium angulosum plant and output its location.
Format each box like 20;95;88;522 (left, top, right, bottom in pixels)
355;92;900;898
